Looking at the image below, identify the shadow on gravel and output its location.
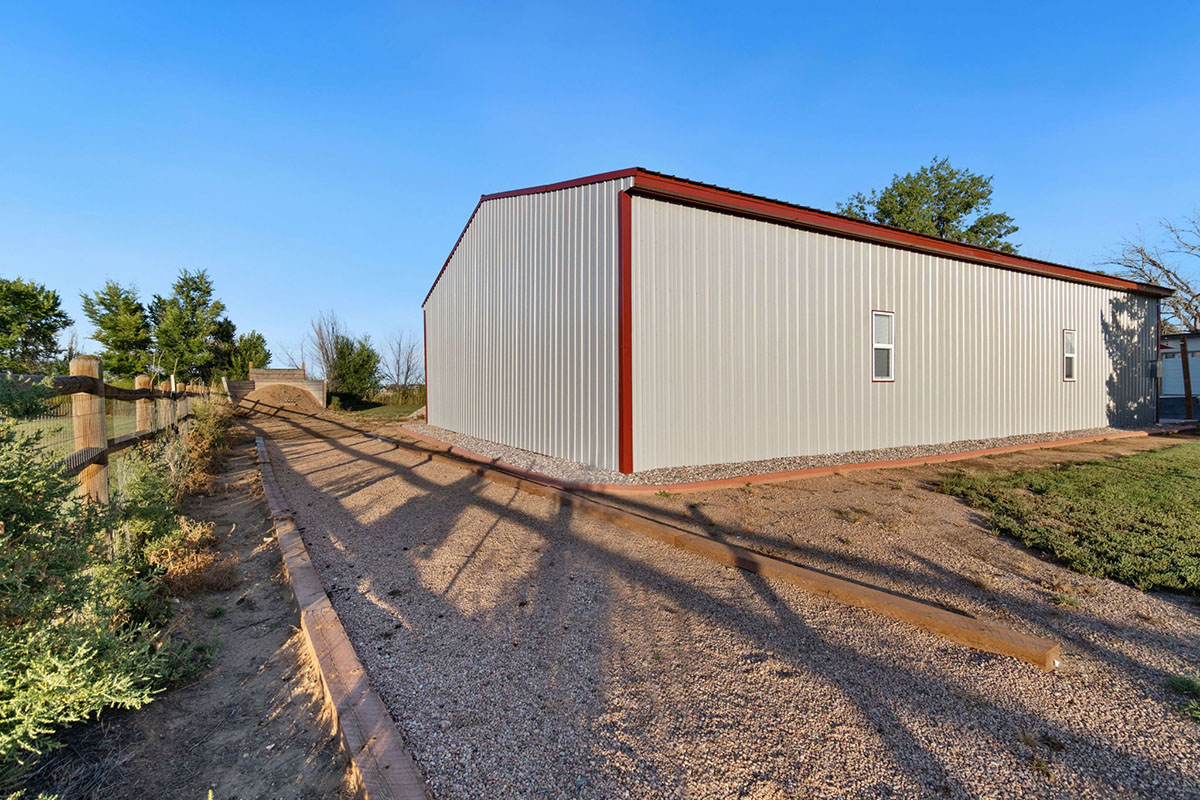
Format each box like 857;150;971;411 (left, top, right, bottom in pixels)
245;403;1200;798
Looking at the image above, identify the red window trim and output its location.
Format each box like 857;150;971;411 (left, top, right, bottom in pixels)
871;309;895;383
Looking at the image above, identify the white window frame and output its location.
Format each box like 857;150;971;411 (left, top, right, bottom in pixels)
872;310;895;383
1063;329;1077;383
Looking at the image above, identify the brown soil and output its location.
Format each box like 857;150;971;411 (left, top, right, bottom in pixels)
23;429;356;800
241;384;324;413
235;392;372;443
252;413;1200;798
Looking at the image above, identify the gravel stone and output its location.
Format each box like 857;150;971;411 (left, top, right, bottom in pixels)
253;413;1200;800
404;422;1186;486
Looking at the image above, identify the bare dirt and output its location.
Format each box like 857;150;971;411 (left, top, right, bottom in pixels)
237;403;1200;799
241;384;325;414
24;429;356;800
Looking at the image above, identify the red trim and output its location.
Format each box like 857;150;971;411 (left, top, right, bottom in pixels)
870;309;895;383
423;198;483;306
398;423;1197;495
422;169;640;307
627;171;1171;298
422;167;1169;309
423;309;429;424
618;190;634;474
481;168;639;202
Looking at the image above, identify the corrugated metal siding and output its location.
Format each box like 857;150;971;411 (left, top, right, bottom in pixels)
425;178;631;470
632;196;1159;471
1162;336;1200;395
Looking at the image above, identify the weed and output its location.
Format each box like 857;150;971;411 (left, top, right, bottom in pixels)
205;606;226;618
832;508;862;523
1168;671;1200;700
655;490;672;498
968;574;993;591
837;536;853;545
938;442;1200;592
1029;755;1054;780
1049;594;1080;608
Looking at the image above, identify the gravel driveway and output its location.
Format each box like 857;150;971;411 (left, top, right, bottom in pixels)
258;418;1200;799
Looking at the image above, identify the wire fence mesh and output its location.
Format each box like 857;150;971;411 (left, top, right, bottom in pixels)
4;377;221;501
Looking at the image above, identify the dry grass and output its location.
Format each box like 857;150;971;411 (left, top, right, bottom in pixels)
147;518;240;596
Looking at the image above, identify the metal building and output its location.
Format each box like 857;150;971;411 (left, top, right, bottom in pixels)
423;169;1170;474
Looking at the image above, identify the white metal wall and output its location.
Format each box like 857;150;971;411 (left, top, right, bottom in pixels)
425;177;631;470
632;196;1160;471
1162;335;1200;395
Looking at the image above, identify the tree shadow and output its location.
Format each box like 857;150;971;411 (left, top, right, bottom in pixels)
248;408;1200;798
1102;294;1157;427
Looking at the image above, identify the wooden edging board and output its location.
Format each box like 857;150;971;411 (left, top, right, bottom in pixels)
397;424;1197;495
363;431;1062;671
254;437;431;800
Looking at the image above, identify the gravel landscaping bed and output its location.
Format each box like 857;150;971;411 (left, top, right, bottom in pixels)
402;422;1186;486
262;422;1200;800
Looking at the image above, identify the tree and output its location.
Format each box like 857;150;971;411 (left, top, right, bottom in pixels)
80;281;151;379
210;316;237;379
0;278;72;372
229;331;271;380
837;157;1020;253
1104;213;1200;332
385;331;424;405
331;335;380;398
151;269;227;381
305;311;344;384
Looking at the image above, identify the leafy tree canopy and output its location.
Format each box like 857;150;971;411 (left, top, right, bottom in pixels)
0;278;72;372
80;280;151;379
229;331;271;381
837;157;1020;253
331;335;380;398
151;269;226;382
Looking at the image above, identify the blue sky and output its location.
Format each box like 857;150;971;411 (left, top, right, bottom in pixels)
2;2;1198;366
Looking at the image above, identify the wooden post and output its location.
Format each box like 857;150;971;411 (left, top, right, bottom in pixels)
180;382;190;432
158;380;170;430
135;374;152;434
70;355;108;504
1182;336;1194;420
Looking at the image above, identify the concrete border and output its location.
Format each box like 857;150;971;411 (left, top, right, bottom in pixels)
398;424;1198;495
365;430;1061;671
255;437;431;800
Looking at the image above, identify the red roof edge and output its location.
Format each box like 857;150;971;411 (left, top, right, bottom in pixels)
628;169;1172;298
422;168;639;307
423;167;1171;307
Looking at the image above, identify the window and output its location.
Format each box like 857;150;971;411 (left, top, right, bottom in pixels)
872;311;894;381
1063;329;1077;382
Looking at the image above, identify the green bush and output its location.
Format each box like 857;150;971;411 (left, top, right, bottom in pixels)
0;390;224;790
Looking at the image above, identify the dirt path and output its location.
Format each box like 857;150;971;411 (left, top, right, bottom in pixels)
25;432;356;800
251;407;1200;800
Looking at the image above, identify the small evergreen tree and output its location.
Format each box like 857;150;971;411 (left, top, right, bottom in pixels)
80;281;152;379
0;278;71;372
151;270;226;381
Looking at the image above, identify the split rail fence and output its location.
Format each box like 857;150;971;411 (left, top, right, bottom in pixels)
4;354;219;503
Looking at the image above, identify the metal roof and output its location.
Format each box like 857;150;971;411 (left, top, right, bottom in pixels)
424;168;1173;306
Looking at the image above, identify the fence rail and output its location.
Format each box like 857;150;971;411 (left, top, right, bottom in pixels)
3;355;219;502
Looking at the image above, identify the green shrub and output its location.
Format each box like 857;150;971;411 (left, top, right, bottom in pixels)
0;388;230;789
